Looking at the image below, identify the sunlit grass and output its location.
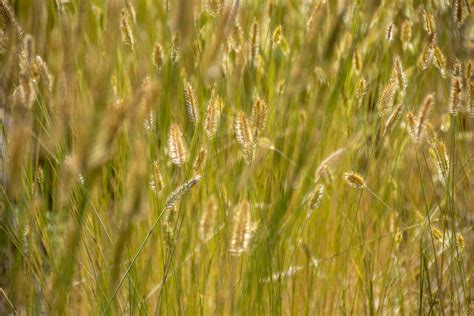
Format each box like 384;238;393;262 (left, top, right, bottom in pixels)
0;0;472;314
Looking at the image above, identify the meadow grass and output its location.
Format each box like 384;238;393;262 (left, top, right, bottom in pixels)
0;0;472;314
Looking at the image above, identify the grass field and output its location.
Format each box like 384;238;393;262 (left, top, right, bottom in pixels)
0;0;472;314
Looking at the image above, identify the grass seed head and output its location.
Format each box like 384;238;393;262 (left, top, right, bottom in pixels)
165;175;202;209
229;201;253;255
235;111;256;164
415;93;434;142
250;19;259;64
168;123;189;166
150;160;164;198
251;97;267;137
430;227;443;242
307;184;325;218
377;78;396;116
468;80;474;117
393;56;407;94
152;42;165;71
193;146;208;172
448;75;463;115
383;99;404;137
432;46;446;78
400;20;412;48
184;81;200;124
343;171;367;189
355;77;367;107
422;10;436;36
429;138;450;180
417;36;435;70
456;232;465;249
120;8;134;51
204;91;222;139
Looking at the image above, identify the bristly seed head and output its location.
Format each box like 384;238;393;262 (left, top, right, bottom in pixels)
415;93;434;142
429;138;450;180
377;78;396;117
432;46;446;78
229;200;254;255
204;91;222;139
120;8;134;51
343;171;367;189
168;123;189;166
430;226;443;242
235;111;256;164
150;160;164;198
307;184;325;218
193;146;208;172
251;97;267;137
184;81;200;124
355;77;367;107
152;42;165;71
448;75;463;115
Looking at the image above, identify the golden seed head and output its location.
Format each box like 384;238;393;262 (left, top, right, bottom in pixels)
272;25;283;49
152;42;165;70
417;37;435;70
395;231;402;247
432;46;446;77
393;55;407;94
250;19;259;63
204;91;222;139
307;184;324;218
251;97;268;137
193;146;208;172
465;61;472;80
32;55;53;93
165;175;202;209
343;171;367;189
468;80;474;117
120;8;134;51
184;81;200;124
162;205;179;248
355;77;367;107
353;47;362;76
229;201;253;255
430;138;450;180
430;227;443;242
168;123;189;166
456;232;465;249
206;0;223;15
377;78;396;117
406;112;418;142
454;0;465;28
415;93;434;142
400;20;412;45
422;10;436;36
235;111;256;164
448;76;463;115
383;99;403;137
150;160;164;198
124;0;136;22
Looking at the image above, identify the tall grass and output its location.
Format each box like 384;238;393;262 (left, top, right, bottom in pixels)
0;0;472;314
